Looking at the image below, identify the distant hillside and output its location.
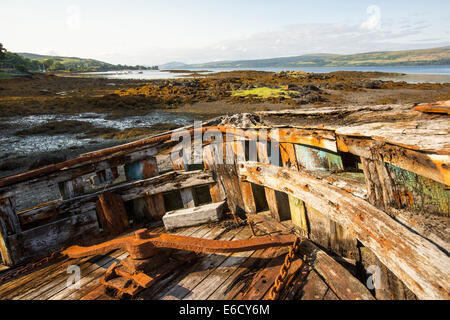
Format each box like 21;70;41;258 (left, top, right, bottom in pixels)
15;52;157;72
185;46;450;68
159;61;191;70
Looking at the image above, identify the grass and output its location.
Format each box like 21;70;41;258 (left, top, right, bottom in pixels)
231;87;297;99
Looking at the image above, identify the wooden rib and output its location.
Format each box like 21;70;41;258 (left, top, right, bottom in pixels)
336;135;450;186
239;162;449;300
279;142;308;235
248;213;373;300
232;140;257;213
203;144;226;203
256;141;281;221
18;170;213;227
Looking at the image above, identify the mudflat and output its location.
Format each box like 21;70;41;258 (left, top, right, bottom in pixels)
1;70;449;177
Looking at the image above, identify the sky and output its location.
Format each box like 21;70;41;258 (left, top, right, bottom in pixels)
1;0;449;65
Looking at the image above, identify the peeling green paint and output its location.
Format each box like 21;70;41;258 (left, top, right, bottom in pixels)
294;144;344;172
387;163;450;216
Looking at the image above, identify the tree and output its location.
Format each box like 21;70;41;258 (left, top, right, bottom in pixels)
0;43;6;60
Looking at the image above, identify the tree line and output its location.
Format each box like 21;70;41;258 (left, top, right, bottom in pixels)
0;43;158;73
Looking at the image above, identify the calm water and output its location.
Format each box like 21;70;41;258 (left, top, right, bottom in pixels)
82;65;450;83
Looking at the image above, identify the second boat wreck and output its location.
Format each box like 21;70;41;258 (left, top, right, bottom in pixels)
0;101;449;300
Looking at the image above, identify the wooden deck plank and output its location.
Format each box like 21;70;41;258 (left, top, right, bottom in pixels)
207;219;290;300
55;252;130;300
0;225;163;299
299;270;330;300
8;226;165;300
32;251;128;300
240;162;446;299
12;250;122;300
0;257;75;299
77;224;208;301
206;248;271;300
182;227;255;300
152;226;244;300
137;224;229;300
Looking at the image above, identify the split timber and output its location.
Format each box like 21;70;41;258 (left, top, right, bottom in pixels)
0;102;448;300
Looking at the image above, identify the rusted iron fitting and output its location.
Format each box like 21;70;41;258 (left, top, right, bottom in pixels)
62;228;297;260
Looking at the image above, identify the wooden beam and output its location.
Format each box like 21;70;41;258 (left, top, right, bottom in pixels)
223;127;337;153
171;148;195;208
413;101;450;115
248;213;374;300
203;144;226;203
337;135;450;186
212;142;245;215
7;210;99;265
256;141;281;221
58;177;85;200
18;170;214;227
280;143;308;235
239;162;450;300
232;140;257;213
125;157;166;221
162;201;225;231
96;192;129;236
0;143;173;199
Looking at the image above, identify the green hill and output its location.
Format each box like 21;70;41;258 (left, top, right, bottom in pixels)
0;48;157;73
187;46;450;68
16;52;155;72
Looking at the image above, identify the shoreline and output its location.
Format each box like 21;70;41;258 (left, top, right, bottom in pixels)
1;69;449;177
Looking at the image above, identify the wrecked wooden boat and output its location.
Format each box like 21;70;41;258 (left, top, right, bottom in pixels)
0;102;448;300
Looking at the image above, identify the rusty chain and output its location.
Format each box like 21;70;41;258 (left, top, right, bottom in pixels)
269;236;302;300
0;250;63;285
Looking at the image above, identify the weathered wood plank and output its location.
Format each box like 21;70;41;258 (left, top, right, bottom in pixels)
162;201;225;231
295;144;343;172
0;197;20;265
203;144;226;203
58;177;85;200
223;127;337;153
96;192;129;236
280;142;308;235
213;143;244;215
158;226;247;300
256;141;283;221
248;213;373;300
299;270;330;300
184;247;256;300
239;162;450;300
413;100;450;115
171;147;196;208
13;251;124;300
0;142;175;199
337;135;450;186
7;210;99;265
18;170;214;227
125;157;166;221
233;140;257;213
335;118;450;155
137;224;224;300
145;225;229;300
50;252;130;300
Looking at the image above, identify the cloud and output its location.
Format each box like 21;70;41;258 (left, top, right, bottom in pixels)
360;5;382;31
94;15;449;65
